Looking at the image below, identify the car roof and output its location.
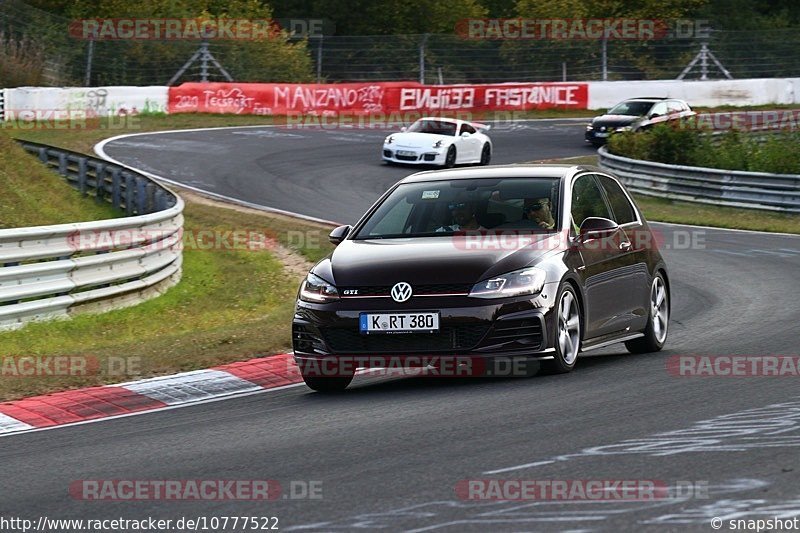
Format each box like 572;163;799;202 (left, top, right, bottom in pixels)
399;164;603;184
418;116;459;124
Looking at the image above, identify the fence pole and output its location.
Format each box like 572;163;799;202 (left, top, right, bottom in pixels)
419;34;428;84
85;38;94;86
316;35;323;83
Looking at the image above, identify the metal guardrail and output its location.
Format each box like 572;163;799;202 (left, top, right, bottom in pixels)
0;89;5;122
0;141;184;330
598;146;800;213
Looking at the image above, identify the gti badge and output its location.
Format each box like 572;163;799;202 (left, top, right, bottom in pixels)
391;282;412;303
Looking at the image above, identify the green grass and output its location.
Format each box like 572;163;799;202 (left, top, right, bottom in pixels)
531;154;800;234
0;132;118;228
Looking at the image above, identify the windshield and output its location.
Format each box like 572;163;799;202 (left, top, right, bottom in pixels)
608;101;655;116
355;178;561;239
406;119;458;136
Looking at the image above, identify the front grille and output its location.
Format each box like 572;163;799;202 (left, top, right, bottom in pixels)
322;324;490;353
340;283;472;297
396;154;418;161
484;318;543;347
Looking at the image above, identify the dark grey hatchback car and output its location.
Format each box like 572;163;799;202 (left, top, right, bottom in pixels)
293;165;670;391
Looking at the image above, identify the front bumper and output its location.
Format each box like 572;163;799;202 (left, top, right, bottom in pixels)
382;146;445;165
292;283;560;366
584;129;611;144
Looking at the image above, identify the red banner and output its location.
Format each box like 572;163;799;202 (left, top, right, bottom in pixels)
168;81;588;116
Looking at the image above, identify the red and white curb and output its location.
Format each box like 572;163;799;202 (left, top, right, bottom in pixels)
0;353;304;437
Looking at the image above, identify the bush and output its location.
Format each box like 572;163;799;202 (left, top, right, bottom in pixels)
607;124;800;174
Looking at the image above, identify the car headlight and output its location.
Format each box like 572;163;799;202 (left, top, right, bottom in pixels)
385;136;394;144
616;126;632;132
586;124;594;131
469;267;547;299
300;272;339;302
433;140;443;148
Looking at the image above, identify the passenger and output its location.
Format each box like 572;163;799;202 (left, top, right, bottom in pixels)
523;197;556;229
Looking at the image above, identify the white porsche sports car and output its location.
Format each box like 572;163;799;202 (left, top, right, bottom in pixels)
382;117;492;167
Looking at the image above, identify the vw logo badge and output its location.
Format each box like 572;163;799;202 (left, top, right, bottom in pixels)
391;282;413;303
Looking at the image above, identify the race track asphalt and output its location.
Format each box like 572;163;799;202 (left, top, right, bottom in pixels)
2;119;799;532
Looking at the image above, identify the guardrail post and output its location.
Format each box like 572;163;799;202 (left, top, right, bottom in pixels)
38;147;48;163
124;172;135;215
111;168;122;209
58;153;68;175
78;157;88;196
137;178;147;214
95;163;106;202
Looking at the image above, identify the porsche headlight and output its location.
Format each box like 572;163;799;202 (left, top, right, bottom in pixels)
469;267;547;299
433;140;443;148
300;272;339;302
385;135;394;144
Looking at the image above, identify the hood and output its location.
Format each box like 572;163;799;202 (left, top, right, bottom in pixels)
591;114;641;129
313;234;562;287
389;132;453;149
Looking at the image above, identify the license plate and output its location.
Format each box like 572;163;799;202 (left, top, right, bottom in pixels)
360;312;439;334
396;150;417;157
594;132;609;137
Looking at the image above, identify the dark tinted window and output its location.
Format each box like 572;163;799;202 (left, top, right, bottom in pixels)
598;175;637;225
459;123;476;135
571;175;612;228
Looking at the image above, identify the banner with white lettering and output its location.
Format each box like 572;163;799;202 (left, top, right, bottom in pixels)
168;81;589;115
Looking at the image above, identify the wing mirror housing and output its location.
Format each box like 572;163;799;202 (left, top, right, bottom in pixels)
329;225;352;245
400;126;407;132
578;217;619;241
460;131;471;138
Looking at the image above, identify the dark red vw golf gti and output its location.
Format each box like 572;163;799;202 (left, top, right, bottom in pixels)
293;165;670;391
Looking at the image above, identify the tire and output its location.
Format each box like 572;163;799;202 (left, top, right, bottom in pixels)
301;373;353;392
444;146;457;168
626;272;669;354
479;143;491;165
545;283;582;374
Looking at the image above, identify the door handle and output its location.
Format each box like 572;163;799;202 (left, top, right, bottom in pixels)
620;241;632;251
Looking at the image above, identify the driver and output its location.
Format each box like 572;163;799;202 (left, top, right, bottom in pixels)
437;201;482;232
523;197;556;229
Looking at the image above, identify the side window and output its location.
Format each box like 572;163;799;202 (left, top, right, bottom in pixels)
598;175;637;225
649;102;668;117
571;175;612;229
667;101;683;114
459;123;476;135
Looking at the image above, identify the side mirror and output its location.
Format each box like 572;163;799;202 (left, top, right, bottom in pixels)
649;112;662;119
461;131;471;138
578;217;619;241
400;126;407;132
328;225;351;245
